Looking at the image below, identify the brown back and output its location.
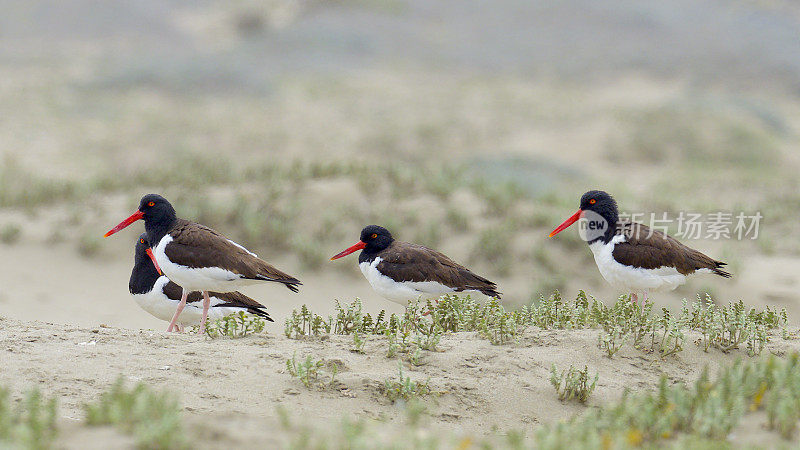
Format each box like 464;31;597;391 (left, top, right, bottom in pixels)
165;219;301;291
376;241;501;297
611;222;730;277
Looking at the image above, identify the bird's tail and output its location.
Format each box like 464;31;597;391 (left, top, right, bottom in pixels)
246;307;275;322
712;261;732;278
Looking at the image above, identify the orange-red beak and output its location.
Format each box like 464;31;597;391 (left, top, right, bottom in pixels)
104;210;144;237
330;241;366;260
145;248;162;275
548;209;583;237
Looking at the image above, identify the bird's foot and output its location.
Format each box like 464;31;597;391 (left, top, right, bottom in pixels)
630;293;639;304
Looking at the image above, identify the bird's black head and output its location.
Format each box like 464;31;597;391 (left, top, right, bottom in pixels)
579;190;618;220
549;190;619;244
104;193;177;240
359;225;393;252
134;232;150;263
129;233;162;294
137;194;176;225
330;225;394;261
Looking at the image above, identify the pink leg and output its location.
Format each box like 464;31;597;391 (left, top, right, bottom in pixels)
167;289;189;332
630;293;638;304
198;291;211;335
643;291;649;303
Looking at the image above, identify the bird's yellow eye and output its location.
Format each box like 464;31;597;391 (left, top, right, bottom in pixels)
371;233;378;239
148;201;155;207
140;238;145;244
589;199;596;204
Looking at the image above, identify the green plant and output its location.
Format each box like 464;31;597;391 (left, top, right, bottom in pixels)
286;353;338;390
476;297;520;345
285;305;331;339
0;387;58;450
77;232;102;258
470;225;513;276
529;291;783;358
84;377;185;449
444;207;469;232
536;353;800;447
597;326;629;358
288;292;785;363
333;299;389;335
687;295;784;356
382;364;431;403
204;312;267;338
277;400;528;449
286;353;323;389
0;224;21;244
351;331;366;354
550;364;598;403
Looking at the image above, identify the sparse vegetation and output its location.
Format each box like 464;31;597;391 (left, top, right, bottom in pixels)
381;363;432;403
0;224;21;244
276;401;524;449
528;291;784;358
537;353;800;447
203;312;268;338
84;377;185;450
77;232;102;258
0;386;58;450
550;364;598;403
609;103;780;167
285;292;786;359
284;304;331;339
286;353;339;390
278;353;800;448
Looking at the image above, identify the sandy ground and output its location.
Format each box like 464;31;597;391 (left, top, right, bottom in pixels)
1;316;798;448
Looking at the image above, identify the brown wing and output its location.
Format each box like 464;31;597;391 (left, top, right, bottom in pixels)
165;219;301;292
162;281;203;304
376;242;501;298
611;222;730;277
161;280;273;321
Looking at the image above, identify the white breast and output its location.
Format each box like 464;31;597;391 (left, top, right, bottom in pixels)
154;235;258;292
359;257;455;305
131;276;244;325
588;235;687;293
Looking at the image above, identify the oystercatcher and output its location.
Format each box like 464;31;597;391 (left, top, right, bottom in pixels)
129;233;273;331
105;194;300;333
330;225;501;304
548;190;731;302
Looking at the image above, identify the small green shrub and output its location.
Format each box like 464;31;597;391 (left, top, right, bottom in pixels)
77;232;102;258
0;387;58;450
203;312;267;338
84;377;185;450
284;304;331;339
0;224;21;244
285;353;340;391
550;364;598;403
382;364;431;403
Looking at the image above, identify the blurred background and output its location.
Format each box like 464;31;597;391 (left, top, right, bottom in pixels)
1;0;799;328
